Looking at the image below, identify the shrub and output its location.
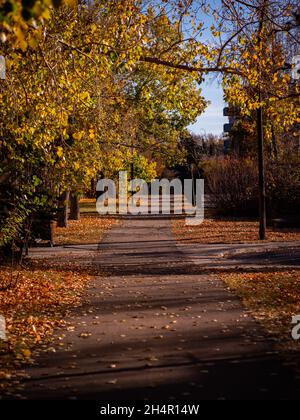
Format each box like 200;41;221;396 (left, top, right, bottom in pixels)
203;155;300;217
267;155;300;216
203;157;258;216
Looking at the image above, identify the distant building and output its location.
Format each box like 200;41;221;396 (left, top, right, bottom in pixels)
223;107;242;154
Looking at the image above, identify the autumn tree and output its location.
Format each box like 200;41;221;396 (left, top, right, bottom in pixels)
0;0;207;255
2;0;298;253
216;0;299;237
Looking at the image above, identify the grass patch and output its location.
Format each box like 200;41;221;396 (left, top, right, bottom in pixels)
173;218;300;244
79;199;97;214
0;259;94;393
220;270;300;353
54;216;117;245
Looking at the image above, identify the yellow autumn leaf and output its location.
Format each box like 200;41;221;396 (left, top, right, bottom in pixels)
73;132;84;141
22;349;32;358
42;9;51;20
57;146;64;158
65;0;77;6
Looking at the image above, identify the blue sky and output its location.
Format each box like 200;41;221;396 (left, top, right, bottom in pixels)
187;0;228;136
189;79;227;136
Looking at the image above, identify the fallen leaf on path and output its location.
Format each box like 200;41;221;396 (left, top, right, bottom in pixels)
79;332;92;339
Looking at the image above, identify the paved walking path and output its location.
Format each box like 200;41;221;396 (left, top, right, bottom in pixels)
20;218;299;400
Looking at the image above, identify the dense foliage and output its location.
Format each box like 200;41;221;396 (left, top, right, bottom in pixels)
1;0;299;254
0;1;206;256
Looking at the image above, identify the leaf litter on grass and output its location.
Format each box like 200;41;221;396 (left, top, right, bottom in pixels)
0;261;93;392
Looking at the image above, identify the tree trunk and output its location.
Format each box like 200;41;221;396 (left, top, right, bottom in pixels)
57;190;70;228
69;193;80;221
49;221;55;246
257;4;267;241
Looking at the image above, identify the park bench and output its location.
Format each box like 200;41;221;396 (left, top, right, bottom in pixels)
29;213;54;248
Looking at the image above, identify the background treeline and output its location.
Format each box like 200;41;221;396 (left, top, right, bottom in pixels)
184;121;300;218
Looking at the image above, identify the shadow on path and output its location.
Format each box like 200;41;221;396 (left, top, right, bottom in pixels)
19;218;300;400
